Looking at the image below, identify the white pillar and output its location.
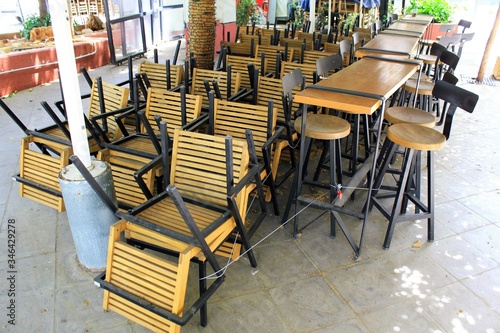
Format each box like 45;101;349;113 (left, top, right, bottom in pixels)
48;0;91;167
310;0;316;32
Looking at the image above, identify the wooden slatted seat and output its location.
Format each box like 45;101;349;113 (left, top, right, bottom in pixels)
323;42;340;54
137;60;184;92
220;40;256;57
96;148;156;209
238;32;261;45
225;54;267;91
281;38;312;61
144;87;203;138
280;61;318;85
88;77;130;143
100;220;201;333
300;50;337;65
190;67;242;110
257;27;283;44
15;136;72;212
255;44;294;75
209;94;281;210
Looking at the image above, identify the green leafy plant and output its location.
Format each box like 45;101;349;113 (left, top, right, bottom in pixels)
236;0;259;27
316;1;329;31
19;13;52;40
404;0;419;15
417;0;455;23
342;13;359;32
293;4;305;27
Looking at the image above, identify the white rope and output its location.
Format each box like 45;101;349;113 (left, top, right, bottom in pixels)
200;190;329;280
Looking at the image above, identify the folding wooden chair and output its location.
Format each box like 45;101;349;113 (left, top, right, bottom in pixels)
72;126;264;332
254;75;304;188
208;92;282;213
280;61;319;85
136;60;184;94
190;67;244;110
15;136;72;212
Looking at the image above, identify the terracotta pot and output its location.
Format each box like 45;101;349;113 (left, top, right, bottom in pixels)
425;23;459;40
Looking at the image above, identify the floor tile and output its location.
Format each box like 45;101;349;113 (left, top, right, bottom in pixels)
423;235;498;280
461;268;500;314
268;275;356;332
361;298;443;332
416;281;500;333
252;240;319;288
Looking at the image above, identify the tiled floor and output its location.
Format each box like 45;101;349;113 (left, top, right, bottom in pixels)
1;5;500;333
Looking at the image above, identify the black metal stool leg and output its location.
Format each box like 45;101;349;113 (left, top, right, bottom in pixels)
383;148;415;249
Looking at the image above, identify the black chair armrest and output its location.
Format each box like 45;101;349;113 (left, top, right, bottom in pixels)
133;154;165;199
181;114;209;132
90;106;135;142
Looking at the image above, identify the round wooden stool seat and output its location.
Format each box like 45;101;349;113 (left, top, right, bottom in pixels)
387;123;446;151
415;53;438;65
385;106;436;127
403;78;434;95
294;114;351;140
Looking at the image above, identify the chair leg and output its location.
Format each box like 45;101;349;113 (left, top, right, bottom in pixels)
427;150;435;242
199;260;208;327
383;148;415;249
329;139;338;238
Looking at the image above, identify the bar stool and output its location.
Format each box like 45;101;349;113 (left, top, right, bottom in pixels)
419;23;457;54
371;80;479;249
372;72;459;219
402;50;460;114
281;69;351;238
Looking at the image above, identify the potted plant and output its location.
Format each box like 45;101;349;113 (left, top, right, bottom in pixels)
236;0;260;27
407;0;457;40
417;0;455;23
405;0;419;17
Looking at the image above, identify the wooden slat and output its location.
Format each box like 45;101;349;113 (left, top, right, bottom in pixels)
191;68;241;109
88;79;129;141
145;87;202;137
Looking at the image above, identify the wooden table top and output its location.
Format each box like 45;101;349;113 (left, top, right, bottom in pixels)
294;57;419;115
386;22;429;36
356;34;421;58
400;14;434;24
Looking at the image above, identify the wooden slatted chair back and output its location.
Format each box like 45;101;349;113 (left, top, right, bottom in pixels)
225;55;267;90
280;61;317;86
324;42;340;54
239;32;261;45
88;78;130;142
256;75;302;125
281;37;312;61
211;98;277;161
170;129;249;208
144;87;202;137
191;67;242;110
97;148;155;209
220;40;256;57
18;136;72;212
137;61;184;91
301;50;337;65
255;44;294;74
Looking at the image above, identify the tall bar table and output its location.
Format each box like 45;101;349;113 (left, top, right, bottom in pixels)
283;56;421;259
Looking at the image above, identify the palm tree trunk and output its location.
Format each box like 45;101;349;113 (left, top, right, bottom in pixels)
476;3;500;82
188;0;216;69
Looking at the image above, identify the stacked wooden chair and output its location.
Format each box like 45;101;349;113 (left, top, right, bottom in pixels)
72;125;265;332
4;77;130;212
